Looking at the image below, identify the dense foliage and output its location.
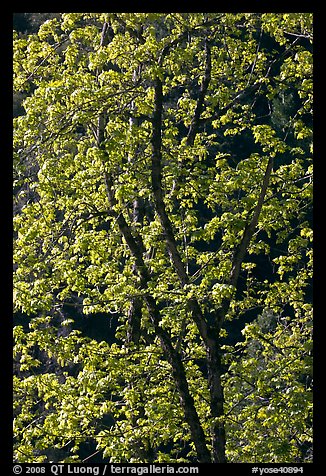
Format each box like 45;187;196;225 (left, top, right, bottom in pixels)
13;13;313;463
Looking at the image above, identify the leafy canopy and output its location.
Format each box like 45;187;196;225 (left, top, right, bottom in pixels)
13;13;312;463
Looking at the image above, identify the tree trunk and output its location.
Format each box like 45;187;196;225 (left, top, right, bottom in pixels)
206;333;226;463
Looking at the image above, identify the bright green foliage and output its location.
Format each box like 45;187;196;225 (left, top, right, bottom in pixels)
225;310;312;462
13;13;312;463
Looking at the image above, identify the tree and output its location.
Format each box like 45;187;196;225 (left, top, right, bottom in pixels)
13;13;313;463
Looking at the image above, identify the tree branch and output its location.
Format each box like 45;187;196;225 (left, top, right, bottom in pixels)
150;78;217;349
150;78;214;342
186;39;212;146
144;294;212;462
210;156;274;333
199;81;261;126
230;156;274;288
151;78;189;286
